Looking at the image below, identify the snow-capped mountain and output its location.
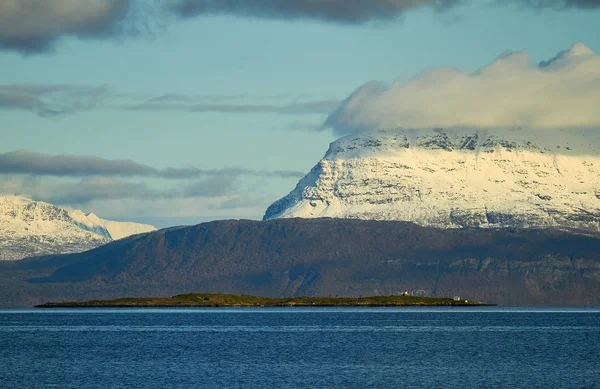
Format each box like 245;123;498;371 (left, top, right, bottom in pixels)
264;128;600;232
0;196;156;260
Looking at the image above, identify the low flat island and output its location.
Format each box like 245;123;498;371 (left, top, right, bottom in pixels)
35;293;494;308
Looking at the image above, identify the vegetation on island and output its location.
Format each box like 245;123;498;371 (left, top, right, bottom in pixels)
35;293;493;308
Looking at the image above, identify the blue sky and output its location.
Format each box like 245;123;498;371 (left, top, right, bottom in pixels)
1;0;599;227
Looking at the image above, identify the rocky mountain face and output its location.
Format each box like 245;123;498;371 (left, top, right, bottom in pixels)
1;218;599;307
264;128;600;232
0;196;156;260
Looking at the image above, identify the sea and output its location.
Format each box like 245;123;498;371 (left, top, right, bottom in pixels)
1;308;599;388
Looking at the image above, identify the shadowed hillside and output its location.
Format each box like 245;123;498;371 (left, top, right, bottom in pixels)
1;218;600;307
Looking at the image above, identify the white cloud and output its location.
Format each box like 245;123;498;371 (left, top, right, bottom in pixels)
324;43;600;135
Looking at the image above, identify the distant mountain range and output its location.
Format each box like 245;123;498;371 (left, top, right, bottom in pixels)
265;128;600;232
0;195;156;260
2;218;599;307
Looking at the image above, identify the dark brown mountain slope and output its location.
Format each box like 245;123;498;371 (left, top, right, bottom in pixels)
1;218;600;307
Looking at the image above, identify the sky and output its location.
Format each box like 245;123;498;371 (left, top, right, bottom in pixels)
1;0;599;228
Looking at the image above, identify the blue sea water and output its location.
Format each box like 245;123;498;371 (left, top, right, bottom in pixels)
1;308;599;388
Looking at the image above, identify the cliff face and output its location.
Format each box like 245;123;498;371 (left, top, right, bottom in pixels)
264;129;600;232
2;218;600;307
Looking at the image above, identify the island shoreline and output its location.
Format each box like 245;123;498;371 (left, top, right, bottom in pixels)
35;293;496;308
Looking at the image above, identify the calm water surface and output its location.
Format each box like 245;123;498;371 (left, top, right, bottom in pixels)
1;307;599;388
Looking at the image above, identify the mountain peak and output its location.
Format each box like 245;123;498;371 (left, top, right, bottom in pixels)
264;128;600;232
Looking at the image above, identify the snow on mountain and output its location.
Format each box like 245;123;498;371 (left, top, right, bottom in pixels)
0;195;156;260
264;128;600;232
69;210;155;240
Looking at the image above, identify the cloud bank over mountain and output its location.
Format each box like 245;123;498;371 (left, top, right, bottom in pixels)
324;43;600;135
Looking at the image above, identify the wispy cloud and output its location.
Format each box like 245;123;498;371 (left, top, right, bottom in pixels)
208;195;269;210
0;150;304;179
0;175;239;204
0;84;339;118
281;120;326;132
0;84;114;116
0;150;297;214
129;100;341;115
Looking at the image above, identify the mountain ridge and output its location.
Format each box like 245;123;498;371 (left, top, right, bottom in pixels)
0;195;156;260
2;218;600;307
